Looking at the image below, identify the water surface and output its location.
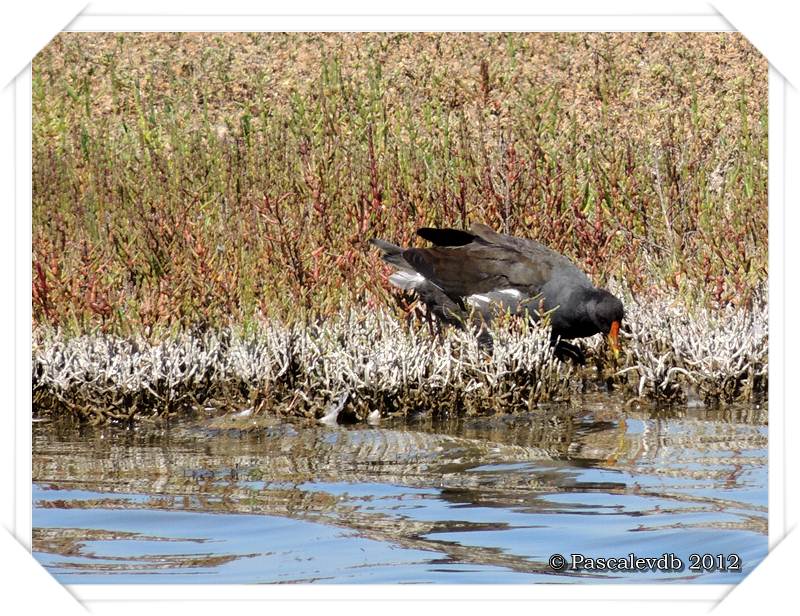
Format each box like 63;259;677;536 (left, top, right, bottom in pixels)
32;399;767;583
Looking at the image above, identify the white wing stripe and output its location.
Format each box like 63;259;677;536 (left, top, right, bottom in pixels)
389;271;426;290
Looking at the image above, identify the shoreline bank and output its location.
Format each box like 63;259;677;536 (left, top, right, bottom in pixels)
33;292;768;425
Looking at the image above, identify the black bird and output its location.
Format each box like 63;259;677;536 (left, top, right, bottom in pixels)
370;223;624;364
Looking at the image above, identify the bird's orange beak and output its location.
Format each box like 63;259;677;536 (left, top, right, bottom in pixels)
608;320;621;358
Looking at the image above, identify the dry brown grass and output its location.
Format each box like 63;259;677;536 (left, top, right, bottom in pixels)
33;33;767;336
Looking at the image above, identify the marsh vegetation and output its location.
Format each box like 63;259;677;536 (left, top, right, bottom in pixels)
32;33;768;419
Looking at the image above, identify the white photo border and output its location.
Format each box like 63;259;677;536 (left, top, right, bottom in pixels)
6;3;793;613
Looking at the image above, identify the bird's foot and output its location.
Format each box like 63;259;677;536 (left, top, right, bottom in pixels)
552;340;586;365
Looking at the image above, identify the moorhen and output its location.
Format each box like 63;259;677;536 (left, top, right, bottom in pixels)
370;223;623;364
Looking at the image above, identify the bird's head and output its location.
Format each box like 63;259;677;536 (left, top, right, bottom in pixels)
586;289;624;358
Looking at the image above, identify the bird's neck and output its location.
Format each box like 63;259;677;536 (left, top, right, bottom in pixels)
548;287;598;334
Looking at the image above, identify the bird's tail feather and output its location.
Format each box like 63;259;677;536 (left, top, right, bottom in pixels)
370;238;415;271
369;238;402;255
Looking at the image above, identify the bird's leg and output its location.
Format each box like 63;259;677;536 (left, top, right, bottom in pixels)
472;313;494;355
424;303;436;338
434;315;447;339
476;325;494;355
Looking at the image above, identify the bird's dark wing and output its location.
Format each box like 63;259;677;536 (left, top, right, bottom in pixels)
469;222;592;286
417;224;588;285
416;227;479;247
402;243;553;299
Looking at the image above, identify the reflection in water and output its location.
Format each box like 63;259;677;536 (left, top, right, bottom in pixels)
32;399;767;583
